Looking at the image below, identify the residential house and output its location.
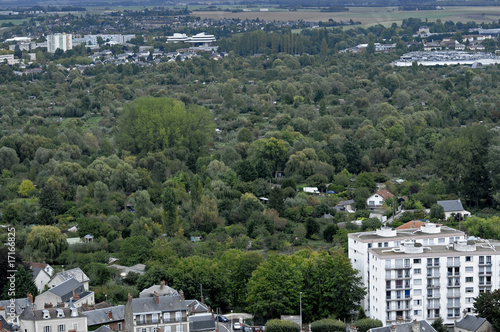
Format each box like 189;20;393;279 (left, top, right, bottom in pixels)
366;189;394;211
423;42;441;51
368;320;436;332
455;315;494;332
19;306;87;332
139;281;178;298
437;199;470;219
124;293;190;332
0;295;33;326
82;305;125;332
48;268;90;291
185;300;209;315
335;200;355;213
35;278;94;309
27;262;54;293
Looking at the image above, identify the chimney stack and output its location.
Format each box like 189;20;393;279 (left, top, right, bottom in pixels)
154;292;159;305
161;280;165;290
73;292;80;301
108;311;113;320
179;290;184;300
412;320;419;332
390;325;397;332
128;293;132;303
45;303;53;309
27;293;33;304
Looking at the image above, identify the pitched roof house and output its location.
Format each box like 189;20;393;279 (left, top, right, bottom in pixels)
34;278;94;309
139;281;178;298
82;305;125;332
124;293;189;332
437;199;471;219
26;262;54;293
367;189;394;211
19;306;88;332
48;268;90;291
368;320;436;332
455;315;494;332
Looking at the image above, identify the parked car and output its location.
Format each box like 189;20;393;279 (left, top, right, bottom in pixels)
216;316;229;322
234;322;242;330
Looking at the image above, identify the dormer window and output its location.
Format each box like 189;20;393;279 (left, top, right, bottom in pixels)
56;309;64;318
42;310;50;319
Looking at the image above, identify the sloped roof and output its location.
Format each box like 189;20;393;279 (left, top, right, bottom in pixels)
130;295;188;313
0;315;13;331
47;278;85;302
375;189;394;199
82;305;124;326
456;315;488;331
0;298;31;315
50;267;90;284
139;283;177;298
189;314;216;332
369;320;436;332
19;307;83;321
185;300;210;314
94;326;113;332
437;200;465;212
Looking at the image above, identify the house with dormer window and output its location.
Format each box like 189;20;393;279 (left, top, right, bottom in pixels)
19;307;87;332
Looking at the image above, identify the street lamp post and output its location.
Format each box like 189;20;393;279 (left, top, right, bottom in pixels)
300;292;302;332
231;310;233;331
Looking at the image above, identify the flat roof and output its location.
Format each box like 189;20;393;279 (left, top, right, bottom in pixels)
370;243;500;259
348;227;464;242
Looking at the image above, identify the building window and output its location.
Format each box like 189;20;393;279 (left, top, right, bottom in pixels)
466;287;474;293
368;243;372;248
384;242;389;247
414;310;421;316
44;327;51;332
165;327;171;332
438;238;445;243
378;243;383;248
118;323;122;331
177;325;183;332
414;268;421;274
414;259;421;264
466;297;474;303
466;267;473;272
414;289;422;296
176;311;182;321
414;300;421;305
414;279;422;285
58;325;65;332
466;256;472;262
466;277;473;282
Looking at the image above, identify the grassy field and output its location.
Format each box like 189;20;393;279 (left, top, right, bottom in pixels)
194;6;500;25
0;18;27;25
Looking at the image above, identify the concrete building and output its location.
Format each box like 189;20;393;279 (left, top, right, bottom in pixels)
35;278;94;309
47;33;72;53
367;239;500;326
348;223;465;316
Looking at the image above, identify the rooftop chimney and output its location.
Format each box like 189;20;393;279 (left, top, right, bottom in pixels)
44;303;53;309
179;290;184;300
27;293;33;304
412;320;419;332
160;280;165;290
108;311;113;320
73;292;80;301
154;292;159;305
390;325;397;332
128;293;132;303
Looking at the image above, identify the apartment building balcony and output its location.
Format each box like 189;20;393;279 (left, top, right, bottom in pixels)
426;315;439;320
479;282;492;286
447;272;460;276
427;294;440;299
427;304;440;309
387;317;412;324
447;304;460;309
387;295;412;301
427;273;440;278
479;260;492;266
386;305;411;311
447;282;460;288
447;262;460;267
427;284;440;289
386;274;411;280
447;293;460;298
386;265;412;270
427;263;439;267
136;318;188;326
386;284;411;290
479;271;492;275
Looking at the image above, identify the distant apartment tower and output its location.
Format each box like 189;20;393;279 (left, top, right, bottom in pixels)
348;223;465;316
368;239;500;326
47;33;72;53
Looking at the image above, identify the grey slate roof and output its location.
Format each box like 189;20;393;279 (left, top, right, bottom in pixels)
456;315;488;331
185;300;209;314
0;315;13;331
189;314;216;332
369;320;436;332
0;298;31;315
48;278;85;302
139;284;178;298
51;267;90;284
19;307;82;321
94;326;113;332
82;305;125;326
131;295;188;313
437;199;465;212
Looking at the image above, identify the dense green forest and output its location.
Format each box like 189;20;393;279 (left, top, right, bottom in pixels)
2;16;500;323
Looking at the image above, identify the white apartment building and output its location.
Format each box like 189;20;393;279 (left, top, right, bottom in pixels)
368;239;500;326
47;33;72;53
348;223;465;315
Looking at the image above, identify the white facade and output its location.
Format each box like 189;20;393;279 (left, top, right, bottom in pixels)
368;239;500;326
348;224;465;316
47;33;72;53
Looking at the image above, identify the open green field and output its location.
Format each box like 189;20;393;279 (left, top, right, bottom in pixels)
0;18;27;25
195;6;500;24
